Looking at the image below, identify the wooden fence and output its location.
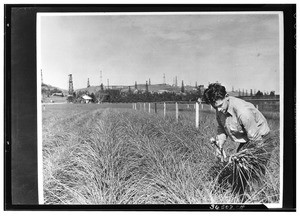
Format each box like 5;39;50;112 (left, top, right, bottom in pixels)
132;100;279;128
132;102;213;128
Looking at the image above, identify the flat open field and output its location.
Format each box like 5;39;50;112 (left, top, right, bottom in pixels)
42;103;280;204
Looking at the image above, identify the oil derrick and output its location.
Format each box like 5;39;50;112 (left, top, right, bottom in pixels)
135;81;137;89
100;70;103;86
41;69;43;85
145;81;148;92
68;74;74;95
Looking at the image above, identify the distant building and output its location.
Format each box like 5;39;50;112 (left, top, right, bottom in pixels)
157;90;171;94
81;94;92;103
51;92;64;97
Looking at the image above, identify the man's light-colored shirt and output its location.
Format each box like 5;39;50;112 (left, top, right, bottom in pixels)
216;96;270;143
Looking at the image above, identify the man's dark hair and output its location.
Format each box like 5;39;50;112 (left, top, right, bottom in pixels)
202;83;227;104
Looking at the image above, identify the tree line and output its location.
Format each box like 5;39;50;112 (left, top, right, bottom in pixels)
67;87;204;103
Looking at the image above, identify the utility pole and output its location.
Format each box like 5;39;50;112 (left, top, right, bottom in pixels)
163;73;166;85
107;79;109;89
87;78;90;88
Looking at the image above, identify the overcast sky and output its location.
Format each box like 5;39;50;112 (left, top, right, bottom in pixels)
39;13;281;93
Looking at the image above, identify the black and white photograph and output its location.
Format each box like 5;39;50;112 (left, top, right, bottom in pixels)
37;11;284;206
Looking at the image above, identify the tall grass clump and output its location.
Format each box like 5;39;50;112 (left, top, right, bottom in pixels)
42;105;280;204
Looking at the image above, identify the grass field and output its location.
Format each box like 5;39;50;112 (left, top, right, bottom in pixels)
42;103;280;204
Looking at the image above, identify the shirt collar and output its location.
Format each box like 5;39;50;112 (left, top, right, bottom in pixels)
226;97;234;116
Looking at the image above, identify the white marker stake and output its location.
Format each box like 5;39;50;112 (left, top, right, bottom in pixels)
149;103;151;113
176;102;179;123
196;103;199;128
164;102;166;118
187;104;189;109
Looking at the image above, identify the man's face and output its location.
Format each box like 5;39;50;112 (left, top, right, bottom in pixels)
213;98;229;114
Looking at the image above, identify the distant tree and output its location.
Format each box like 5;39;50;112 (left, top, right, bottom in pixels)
67;95;75;103
270;91;275;97
106;89;121;103
49;88;62;95
128;86;132;93
181;80;185;93
196;86;203;98
95;90;107;103
89;93;96;102
100;83;104;91
255;90;263;97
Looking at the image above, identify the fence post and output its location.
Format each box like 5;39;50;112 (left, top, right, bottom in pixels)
176;102;179;123
155;103;157;114
196;102;199;128
149;103;151;113
164;102;166;118
135;103;137;110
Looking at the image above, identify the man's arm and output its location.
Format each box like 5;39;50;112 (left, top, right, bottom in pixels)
216;114;227;148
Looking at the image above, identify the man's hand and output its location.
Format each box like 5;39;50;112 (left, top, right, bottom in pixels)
210;137;227;162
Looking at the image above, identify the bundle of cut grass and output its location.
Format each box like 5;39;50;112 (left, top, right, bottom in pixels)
213;135;275;198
